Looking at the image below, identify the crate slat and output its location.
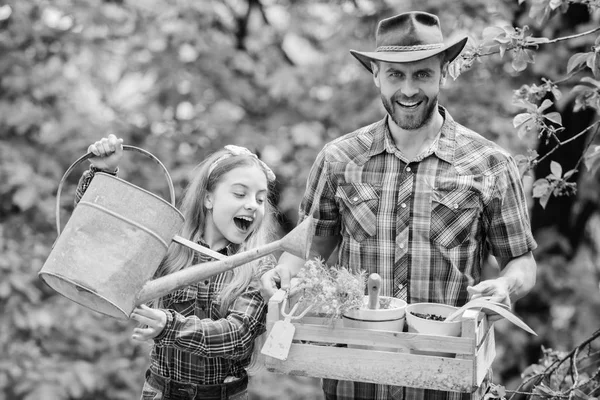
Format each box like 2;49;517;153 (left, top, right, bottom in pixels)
265;343;477;392
268;321;476;354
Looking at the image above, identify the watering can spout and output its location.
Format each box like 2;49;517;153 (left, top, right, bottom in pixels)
135;215;316;306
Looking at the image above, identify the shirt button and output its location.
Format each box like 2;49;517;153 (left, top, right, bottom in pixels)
406;167;411;172
399;243;405;249
401;203;406;208
204;280;209;285
454;204;459;209
353;196;359;202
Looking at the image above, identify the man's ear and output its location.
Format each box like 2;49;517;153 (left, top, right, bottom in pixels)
440;61;449;86
371;61;380;88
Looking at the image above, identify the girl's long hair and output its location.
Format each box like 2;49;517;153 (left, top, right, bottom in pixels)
152;148;278;373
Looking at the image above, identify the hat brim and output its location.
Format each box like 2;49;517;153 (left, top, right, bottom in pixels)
350;36;468;73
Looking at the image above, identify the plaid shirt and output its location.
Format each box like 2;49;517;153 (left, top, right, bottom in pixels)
151;248;273;385
300;107;537;400
75;169;273;385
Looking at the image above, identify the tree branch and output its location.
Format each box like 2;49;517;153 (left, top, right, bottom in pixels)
536;120;600;166
543;25;600;44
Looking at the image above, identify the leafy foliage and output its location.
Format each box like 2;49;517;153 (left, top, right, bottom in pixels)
1;0;600;399
292;258;367;320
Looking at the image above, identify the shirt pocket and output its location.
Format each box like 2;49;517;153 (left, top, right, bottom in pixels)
335;183;381;242
431;189;481;249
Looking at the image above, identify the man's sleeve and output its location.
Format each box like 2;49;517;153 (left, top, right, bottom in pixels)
297;148;340;237
484;156;537;262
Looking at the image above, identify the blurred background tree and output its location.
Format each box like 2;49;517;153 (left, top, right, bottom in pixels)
0;0;598;399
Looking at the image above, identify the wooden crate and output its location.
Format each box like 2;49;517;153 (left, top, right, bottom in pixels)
263;290;495;399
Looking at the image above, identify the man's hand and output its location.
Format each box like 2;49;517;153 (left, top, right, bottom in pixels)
467;278;511;323
130;304;167;342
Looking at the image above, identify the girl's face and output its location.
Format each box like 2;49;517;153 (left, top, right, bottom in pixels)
203;164;269;249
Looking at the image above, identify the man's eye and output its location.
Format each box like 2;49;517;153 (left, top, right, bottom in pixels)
417;72;430;79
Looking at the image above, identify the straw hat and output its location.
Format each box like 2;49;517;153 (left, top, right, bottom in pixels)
350;11;468;73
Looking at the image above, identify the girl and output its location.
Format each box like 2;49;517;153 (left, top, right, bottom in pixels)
76;134;279;400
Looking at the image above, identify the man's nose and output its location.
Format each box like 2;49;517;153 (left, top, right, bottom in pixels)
400;80;419;97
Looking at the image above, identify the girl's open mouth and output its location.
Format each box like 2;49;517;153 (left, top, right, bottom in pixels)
234;216;254;232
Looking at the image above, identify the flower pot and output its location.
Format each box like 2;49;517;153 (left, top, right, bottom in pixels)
342;296;407;351
405;302;461;357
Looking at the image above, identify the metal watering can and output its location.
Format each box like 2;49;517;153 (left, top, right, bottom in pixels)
38;146;314;320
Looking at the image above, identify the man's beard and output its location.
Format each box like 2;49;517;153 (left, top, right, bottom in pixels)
381;92;438;130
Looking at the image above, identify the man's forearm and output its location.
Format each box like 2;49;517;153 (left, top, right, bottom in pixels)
497;251;537;302
278;251;308;279
277;234;341;279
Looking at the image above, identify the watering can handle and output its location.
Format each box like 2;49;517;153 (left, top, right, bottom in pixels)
55;145;176;236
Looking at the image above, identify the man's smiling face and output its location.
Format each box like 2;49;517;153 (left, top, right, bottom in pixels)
373;56;446;131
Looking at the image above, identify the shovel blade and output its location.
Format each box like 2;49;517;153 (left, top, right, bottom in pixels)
261;320;296;361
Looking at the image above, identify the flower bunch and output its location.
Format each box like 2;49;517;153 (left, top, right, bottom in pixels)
293;257;366;320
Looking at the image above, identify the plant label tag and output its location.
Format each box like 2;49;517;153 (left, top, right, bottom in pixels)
261;318;295;361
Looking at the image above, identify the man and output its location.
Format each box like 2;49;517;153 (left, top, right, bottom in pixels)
262;11;537;400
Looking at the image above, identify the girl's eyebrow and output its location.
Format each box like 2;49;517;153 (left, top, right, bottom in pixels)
231;183;268;194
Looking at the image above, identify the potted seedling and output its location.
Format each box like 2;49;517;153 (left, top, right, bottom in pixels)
342;273;407;351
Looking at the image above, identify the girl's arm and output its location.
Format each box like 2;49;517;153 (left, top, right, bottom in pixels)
73;135;123;206
147;288;267;360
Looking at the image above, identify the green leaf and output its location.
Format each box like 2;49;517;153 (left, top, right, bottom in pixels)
447;58;463;80
563;169;577;180
538;98;554;112
550;160;563;178
551;86;562;100
482;26;506;40
544;111;562;126
567;52;591;74
571;84;595;96
513;113;532;128
584;145;600;176
513;113;537;138
593;52;600;80
540;189;552;209
549;0;563;9
512;49;529;72
499;44;507;59
581;76;600;89
532;178;550;198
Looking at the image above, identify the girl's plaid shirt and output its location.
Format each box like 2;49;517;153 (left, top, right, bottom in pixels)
150;247;274;384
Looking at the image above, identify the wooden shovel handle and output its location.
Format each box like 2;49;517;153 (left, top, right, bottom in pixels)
367;273;382;310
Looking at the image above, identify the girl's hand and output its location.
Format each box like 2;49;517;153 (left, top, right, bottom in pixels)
88;134;123;172
130;304;167;342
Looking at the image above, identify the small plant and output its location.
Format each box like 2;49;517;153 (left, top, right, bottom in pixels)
411;312;445;321
292;257;367;321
